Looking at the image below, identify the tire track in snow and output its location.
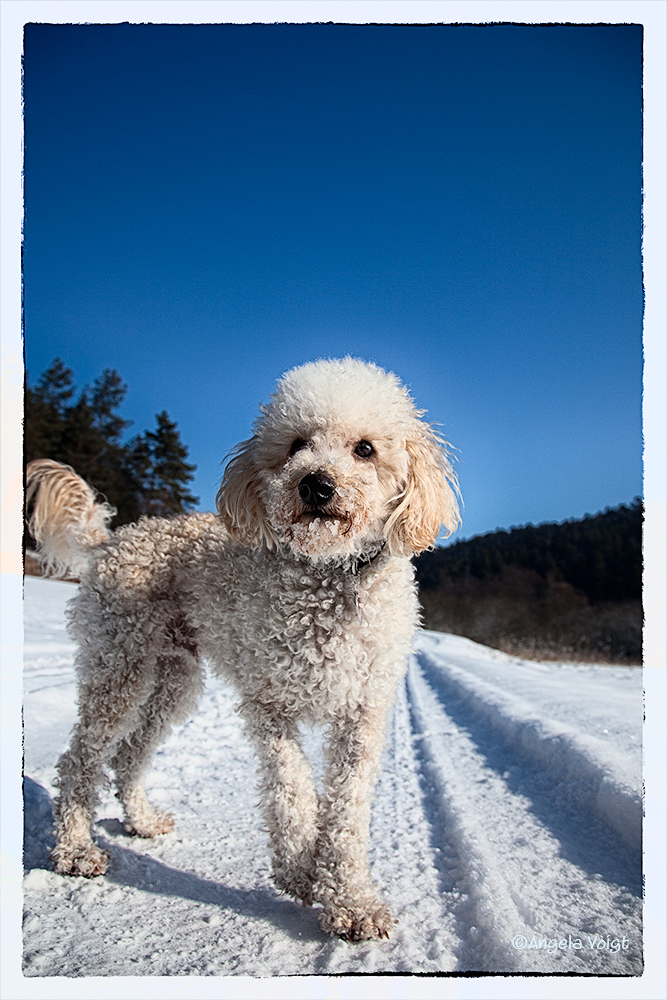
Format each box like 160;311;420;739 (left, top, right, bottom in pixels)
415;651;642;896
406;654;643;975
407;656;541;973
415;648;642;850
365;679;460;972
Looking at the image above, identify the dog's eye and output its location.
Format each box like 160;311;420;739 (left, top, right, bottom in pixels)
354;440;375;459
289;438;308;457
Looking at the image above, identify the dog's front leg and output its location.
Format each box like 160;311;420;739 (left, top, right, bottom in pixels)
239;701;319;905
314;708;396;941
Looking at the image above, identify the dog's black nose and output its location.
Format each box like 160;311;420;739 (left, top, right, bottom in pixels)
298;472;336;507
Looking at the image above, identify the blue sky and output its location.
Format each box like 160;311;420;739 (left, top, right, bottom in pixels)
23;22;643;541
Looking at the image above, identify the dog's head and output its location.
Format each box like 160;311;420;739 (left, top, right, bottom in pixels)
217;358;461;561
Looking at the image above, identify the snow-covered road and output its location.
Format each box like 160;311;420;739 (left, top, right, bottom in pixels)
22;577;643;978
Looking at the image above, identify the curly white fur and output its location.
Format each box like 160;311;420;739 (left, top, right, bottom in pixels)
26;357;460;942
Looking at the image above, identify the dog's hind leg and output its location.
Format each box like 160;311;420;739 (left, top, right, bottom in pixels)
52;667;148;877
111;651;204;838
314;707;396;941
239;701;319;906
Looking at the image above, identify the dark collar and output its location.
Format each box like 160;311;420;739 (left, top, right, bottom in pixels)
286;540;388;577
349;541;387;576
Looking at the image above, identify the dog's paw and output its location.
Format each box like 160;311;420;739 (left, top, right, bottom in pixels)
123;810;174;838
319;899;397;941
51;843;110;878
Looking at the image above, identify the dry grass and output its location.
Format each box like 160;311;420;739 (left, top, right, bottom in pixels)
24;550;80;583
419;567;642;664
24;553;44;577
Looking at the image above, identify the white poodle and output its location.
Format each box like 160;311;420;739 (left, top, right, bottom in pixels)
26;357;460;941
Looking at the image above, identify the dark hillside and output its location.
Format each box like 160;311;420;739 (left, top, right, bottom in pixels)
414;501;642;663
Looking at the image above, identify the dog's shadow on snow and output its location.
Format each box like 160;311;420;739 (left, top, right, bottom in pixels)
22;777;323;943
23;776;57;870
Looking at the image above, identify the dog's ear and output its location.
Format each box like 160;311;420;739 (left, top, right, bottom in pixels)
385;428;461;556
216;437;276;548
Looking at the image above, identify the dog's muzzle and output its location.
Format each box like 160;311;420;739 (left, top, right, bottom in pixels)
298;472;336;508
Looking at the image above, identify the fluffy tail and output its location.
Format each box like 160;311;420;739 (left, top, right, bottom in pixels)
25;459;115;578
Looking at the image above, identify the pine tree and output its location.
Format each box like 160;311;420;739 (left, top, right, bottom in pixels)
142;411;199;518
90;369;131;447
119;433;153;524
24;357;74;460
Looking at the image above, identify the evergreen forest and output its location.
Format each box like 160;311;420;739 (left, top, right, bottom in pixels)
24;358;199;527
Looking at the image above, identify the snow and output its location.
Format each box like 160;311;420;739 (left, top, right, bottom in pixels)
20;576;646;984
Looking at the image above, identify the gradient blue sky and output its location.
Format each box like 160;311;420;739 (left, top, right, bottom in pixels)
23;21;643;541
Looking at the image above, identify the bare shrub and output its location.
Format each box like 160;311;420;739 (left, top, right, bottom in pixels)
419;566;642;664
